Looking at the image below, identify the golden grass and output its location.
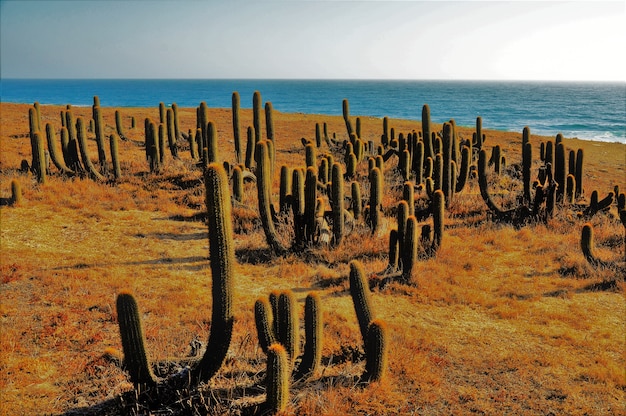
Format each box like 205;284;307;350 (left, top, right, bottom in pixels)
1;101;625;415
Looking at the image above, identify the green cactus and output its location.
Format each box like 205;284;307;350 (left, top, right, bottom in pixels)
522;135;532;204
91;103;107;174
159;101;166;124
207;121;218;164
387;230;399;271
232;92;242;164
296;293;323;380
575;148;584;198
115;292;157;389
455;145;470;193
400;149;411;181
190;128;199;160
305;143;317;172
581;223;604;268
158;123;167;164
566;174;575;205
422;104;433;160
368;167;383;234
166;108;179;158
292;168;306;246
304;166;318;244
413;140;424;185
331;162;345;246
172;102;181;143
342;98;354;137
318;158;329;184
256;140;288;255
315;123;322;148
382;116;389;148
349;260;375;350
232;165;244;204
45;123;73;175
76;118;105;181
254;297;276;354
193;163;236;383
351;181;362;220
555;141;566;202
110;133;122;180
277;291;299;364
115;110;127;141
245;126;256;170
402;215;418;280
432;189;445;252
266;343;289;414
279;165;292;214
145;120;160;173
363;319;388;383
253;91;262;143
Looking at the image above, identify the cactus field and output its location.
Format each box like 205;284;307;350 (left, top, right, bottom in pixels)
0;98;624;415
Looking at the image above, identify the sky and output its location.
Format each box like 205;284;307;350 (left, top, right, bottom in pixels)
1;0;624;81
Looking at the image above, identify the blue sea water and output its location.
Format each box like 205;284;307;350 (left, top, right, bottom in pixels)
1;79;624;143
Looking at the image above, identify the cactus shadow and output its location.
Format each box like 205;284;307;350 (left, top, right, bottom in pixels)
138;231;208;241
235;247;276;265
0;197;13;206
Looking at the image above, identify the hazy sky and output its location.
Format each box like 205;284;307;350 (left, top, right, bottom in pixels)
1;0;624;81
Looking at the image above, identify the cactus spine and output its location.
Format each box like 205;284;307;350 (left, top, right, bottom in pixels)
193;163;235;383
115;292;157;389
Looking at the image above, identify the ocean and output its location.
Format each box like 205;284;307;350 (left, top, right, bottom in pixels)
1;79;624;143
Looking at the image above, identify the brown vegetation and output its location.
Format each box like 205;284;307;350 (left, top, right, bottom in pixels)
1;101;624;415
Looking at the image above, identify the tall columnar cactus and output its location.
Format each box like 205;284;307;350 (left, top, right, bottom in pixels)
295;293;322;380
575;148;584;198
254;298;276;354
206;121;219;164
304;166;318;244
115;292;157;389
279;165;292;214
159;102;166;124
368;167;383;234
115;110;127;141
171;102;181;142
183;163;235;383
92;100;107;174
198;101;209;165
382;116;389;148
442;122;453;205
363;319;388;383
266;343;289;414
190;128;199;160
166;108;179;158
402;215;418;280
110;133;122;180
455;145;470;193
256;140;288;255
232;165;244;203
412;140;424;185
555;141;566;202
351;181;362;220
331;162;345;246
232;92;242;164
76;118;105;181
342;98;354;137
522;127;533;204
475;116;483;152
145;120;160;173
253;91;262;143
245;126;256;170
158;123;167;165
45;123;73;175
422;104;433;161
581;223;605;268
277;291;299;364
349;260;375;350
305;143;317;172
432;189;445;252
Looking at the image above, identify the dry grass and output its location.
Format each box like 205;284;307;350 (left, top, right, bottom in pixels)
1;101;624;415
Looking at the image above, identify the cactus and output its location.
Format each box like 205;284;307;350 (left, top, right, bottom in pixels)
10;179;22;206
555;141;566;202
232;165;244;204
240;125;254;170
206;121;218;164
402;182;414;217
304;166;318;244
158;123;167;165
166;108;178;158
349;260;375;350
190;128;199;160
159;101;166;124
363;319;388;383
296;292;323;380
575;148;584;198
402;215;418;280
581;223;605;268
115;110;127;141
193;163;236;383
331;162;345;246
76;118;105;181
315;123;322;148
351;181;362;220
256;140;288;255
254;298;276;354
171;102;181;142
253;91;262;143
91;101;107;174
566;174;575;205
232;92;242;164
266;344;289;414
422;104;433;160
368;167;383;234
198;101;208;165
277;291;299;364
475;116;483;152
455;145;470;193
278;165;292;214
45;123;74;175
110;133;122;180
522;130;532;204
342;98;354;137
115;292;157;389
145;120;160;173
412;140;424;185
